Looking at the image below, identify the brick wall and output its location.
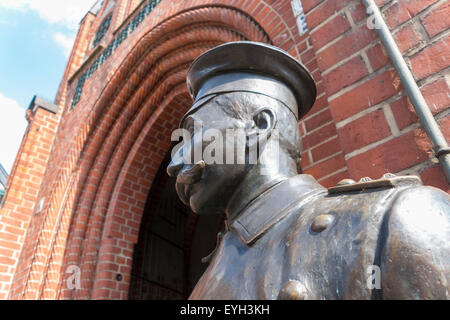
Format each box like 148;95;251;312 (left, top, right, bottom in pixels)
0;0;448;300
304;0;449;191
0;101;61;299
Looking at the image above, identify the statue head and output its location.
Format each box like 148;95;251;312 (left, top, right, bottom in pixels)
167;42;316;216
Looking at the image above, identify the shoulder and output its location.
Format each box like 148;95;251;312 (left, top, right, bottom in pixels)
389;184;450;228
391;183;449;212
386;184;450;248
384;183;450;264
324;174;448;222
380;184;450;299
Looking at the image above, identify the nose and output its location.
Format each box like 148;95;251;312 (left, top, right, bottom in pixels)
167;147;185;177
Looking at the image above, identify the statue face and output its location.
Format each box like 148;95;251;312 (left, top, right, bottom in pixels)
167;95;250;215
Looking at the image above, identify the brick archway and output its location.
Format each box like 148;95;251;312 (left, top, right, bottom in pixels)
59;4;276;300
5;0;304;300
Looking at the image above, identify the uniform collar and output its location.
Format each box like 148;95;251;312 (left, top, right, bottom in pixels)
229;175;326;245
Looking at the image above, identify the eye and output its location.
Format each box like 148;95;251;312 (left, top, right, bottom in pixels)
184;116;202;136
183;117;194;132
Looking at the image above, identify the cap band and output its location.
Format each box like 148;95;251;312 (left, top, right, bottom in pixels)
183;72;298;124
180;95;217;127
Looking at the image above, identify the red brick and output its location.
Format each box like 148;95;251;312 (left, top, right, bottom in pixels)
366;43;390;71
0;216;24;229
305;108;333;132
384;0;440;29
306;0;348;30
301;152;311;169
305;58;319;73
421;2;450;38
303;122;338;150
348;1;367;23
375;0;392;6
308;95;329;115
0;256;15;266
338;109;391;154
299;123;305;137
315;81;326;97
0;240;21;250
393;23;423;53
347;130;431;179
0;248;14;257
305;154;346;179
391;79;450;129
410;35;450;80
311;137;342;162
0;232;19;242
302;0;324;13
301;48;315;64
317;24;377;71
311;69;322;83
329;70;402;122
439;116;450;141
324;56;368;95
390;96;419;130
0;274;11;282
296;40;308;55
421;165;450;192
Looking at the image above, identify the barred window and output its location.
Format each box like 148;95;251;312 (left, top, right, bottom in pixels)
71;0;163;110
92;14;112;48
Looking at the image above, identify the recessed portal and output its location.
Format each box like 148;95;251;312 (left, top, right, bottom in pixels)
129;153;225;300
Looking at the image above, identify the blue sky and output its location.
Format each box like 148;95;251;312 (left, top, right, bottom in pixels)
0;9;71;107
0;0;95;173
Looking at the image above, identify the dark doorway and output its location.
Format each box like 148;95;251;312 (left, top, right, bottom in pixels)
129;153;225;300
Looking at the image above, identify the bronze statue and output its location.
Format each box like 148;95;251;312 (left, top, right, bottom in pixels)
167;41;450;300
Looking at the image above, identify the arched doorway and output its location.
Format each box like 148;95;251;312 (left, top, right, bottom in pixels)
4;0;308;300
128;152;225;300
46;1;297;300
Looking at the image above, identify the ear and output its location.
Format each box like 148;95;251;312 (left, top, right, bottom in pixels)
247;108;277;147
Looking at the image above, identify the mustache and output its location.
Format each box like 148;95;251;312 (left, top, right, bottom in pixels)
176;161;206;185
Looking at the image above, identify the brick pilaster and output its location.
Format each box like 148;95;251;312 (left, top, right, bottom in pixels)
0;97;60;299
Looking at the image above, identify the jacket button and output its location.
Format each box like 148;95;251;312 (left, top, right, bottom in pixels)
280;280;307;300
311;214;335;233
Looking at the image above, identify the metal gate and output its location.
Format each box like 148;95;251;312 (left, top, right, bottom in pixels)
129;170;189;300
129;154;226;300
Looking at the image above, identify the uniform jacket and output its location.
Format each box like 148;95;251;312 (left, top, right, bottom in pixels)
190;174;450;300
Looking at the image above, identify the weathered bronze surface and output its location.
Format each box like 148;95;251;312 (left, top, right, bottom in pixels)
167;41;450;300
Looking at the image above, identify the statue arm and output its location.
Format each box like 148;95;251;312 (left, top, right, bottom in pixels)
379;186;450;299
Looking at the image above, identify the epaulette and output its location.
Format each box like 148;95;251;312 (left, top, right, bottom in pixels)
328;173;423;195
